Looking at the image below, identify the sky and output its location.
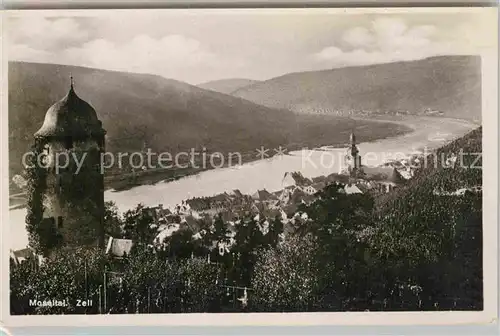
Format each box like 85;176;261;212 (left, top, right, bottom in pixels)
6;9;495;84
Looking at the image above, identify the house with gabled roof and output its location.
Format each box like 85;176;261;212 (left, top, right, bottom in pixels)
251;189;277;203
344;184;363;194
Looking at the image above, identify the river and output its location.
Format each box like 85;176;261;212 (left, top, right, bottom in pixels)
8;116;477;251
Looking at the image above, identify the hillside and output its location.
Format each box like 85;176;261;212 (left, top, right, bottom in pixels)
198;78;260;94
8;62;411;185
233;56;481;121
376;126;482;212
371;127;482;309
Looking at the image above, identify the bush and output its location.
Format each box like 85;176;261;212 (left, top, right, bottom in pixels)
252;234;321;312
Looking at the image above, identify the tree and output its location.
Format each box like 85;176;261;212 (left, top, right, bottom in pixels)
197;217;215;253
265;215;284;248
104;201;124;237
369;127;483;311
295;182;376;310
232;216;265;286
252;234;321;312
10;247;110;315
370;190;483;310
167;228;197;260
177;258;224;313
10;255;39;314
123;204;156;244
122;248;221;313
211;213;231;245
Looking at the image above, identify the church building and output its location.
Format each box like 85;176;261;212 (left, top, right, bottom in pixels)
32;78;106;249
346;132;362;175
343;131;404;190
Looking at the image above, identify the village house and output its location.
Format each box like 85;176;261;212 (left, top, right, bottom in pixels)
251;189;273;202
282;171;313;188
153;223;181;246
277;185;295;205
251;189;278;208
10;248;41;266
229;189;244;201
325;173;351;185
301;185;318;196
105;237;134;258
344;184;363;194
311;175;327;184
184;191;248;217
433;185;482;196
282;172;296;187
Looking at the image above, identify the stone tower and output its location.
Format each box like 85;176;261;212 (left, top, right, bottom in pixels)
33;78;106;248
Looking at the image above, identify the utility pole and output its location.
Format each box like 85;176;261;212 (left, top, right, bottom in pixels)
104;266;107;313
84;260;88;302
148;287;151;313
98;285;102;314
233;286;236;310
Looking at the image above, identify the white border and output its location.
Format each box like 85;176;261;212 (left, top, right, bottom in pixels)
0;7;498;328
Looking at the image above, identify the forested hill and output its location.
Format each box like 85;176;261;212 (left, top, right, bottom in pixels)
8;62;411;181
198;78;260;94
377;126;482;212
370;127;483;309
232;56;481;121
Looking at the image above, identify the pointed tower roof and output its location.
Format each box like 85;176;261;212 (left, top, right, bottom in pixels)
34;77;105;139
350;131;356;144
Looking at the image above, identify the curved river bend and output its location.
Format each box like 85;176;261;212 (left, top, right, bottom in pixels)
8;116;477;251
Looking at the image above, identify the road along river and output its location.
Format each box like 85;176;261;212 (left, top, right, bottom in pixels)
8;116;478;251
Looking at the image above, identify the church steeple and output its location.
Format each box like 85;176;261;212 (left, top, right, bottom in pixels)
348;131;361;175
350;131;359;158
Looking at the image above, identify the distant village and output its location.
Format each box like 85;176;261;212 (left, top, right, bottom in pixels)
301;106;446;118
103;132;421;259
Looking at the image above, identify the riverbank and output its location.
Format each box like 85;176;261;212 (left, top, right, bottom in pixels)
8;116;477;250
9;116;477;212
10;116;412;208
72;117;480;211
102;116;413;192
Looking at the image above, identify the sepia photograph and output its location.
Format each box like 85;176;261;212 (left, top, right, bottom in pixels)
1;7;497;326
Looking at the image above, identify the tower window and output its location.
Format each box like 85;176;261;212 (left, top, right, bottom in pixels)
41;144;50;167
57;216;64;228
43;217;56;227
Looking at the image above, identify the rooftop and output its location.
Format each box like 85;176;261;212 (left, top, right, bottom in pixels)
34;80;105;139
